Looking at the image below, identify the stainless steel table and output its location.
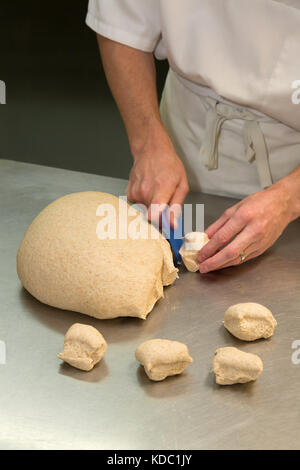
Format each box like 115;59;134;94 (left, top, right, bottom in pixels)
1;159;300;450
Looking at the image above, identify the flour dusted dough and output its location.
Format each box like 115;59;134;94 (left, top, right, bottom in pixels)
135;339;193;381
224;303;277;341
179;232;210;272
58;323;107;371
212;347;263;385
17;192;178;320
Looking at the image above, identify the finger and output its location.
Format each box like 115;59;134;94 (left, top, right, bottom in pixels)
126;167;137;201
241;248;265;262
166;204;182;230
205;203;241;239
147;184;176;224
198;227;257;273
148;202;168;226
168;181;189;228
211;242;259;270
127;179;154;206
126;182;139;203
126;182;135;203
198;215;246;264
204;213;230;239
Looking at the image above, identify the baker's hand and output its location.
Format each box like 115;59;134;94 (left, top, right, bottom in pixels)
197;183;295;273
126;140;189;227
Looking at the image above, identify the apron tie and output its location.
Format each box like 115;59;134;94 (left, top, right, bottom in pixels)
199;98;273;188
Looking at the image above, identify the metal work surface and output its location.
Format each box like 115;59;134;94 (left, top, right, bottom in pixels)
0;159;300;450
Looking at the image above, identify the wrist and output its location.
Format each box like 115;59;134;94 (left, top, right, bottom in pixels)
129;117;173;161
272;175;300;222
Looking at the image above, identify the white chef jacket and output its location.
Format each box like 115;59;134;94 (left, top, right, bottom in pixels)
86;0;300;198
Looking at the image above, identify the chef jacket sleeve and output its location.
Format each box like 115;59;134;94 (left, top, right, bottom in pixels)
86;0;161;52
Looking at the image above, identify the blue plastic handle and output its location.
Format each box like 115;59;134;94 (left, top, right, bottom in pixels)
161;210;183;263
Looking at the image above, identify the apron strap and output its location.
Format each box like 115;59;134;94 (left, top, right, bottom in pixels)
243;120;273;188
199;98;273;189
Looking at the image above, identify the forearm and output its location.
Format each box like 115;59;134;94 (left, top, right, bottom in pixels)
97;35;171;159
273;164;300;221
96;35;189;215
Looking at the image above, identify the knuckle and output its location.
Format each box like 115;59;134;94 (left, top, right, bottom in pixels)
139;181;151;199
129;187;139;202
154;178;164;190
254;222;265;237
126;187;134;202
182;185;189;195
238;206;254;222
214;232;229;245
224;207;233;218
181;180;189;192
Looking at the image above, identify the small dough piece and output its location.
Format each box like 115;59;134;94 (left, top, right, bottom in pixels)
179;232;210;272
58;323;107;371
224;303;277;341
135;339;193;381
212;347;263;385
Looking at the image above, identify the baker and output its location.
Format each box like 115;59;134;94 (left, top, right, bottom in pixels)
86;0;300;273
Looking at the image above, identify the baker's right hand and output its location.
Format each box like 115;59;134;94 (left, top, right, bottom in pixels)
126;142;189;228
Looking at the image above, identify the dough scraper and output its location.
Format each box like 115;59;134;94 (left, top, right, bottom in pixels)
161;209;183;264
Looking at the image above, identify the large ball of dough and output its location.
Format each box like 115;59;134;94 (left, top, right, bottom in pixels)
17;192;178;319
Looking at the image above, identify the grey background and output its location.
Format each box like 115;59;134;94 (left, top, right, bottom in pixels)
0;0;169;179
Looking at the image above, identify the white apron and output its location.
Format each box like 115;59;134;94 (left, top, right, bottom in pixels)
160;69;300;197
86;0;300;197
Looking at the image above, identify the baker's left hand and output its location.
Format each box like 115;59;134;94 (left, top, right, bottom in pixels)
197;183;295;273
